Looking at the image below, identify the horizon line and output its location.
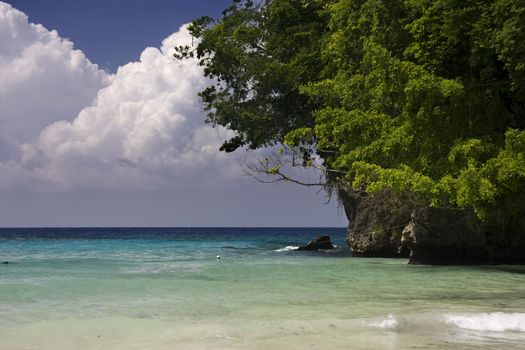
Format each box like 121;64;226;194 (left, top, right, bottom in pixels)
0;226;347;229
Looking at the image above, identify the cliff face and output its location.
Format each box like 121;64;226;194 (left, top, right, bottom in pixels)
340;190;525;264
340;190;412;258
402;207;525;264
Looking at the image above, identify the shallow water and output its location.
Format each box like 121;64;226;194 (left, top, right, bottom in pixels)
1;228;524;349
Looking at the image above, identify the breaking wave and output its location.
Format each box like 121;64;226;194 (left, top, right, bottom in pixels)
274;246;299;252
445;312;525;332
367;312;525;334
368;314;399;330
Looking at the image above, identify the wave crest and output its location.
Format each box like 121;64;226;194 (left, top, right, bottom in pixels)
445;312;525;332
274;246;299;252
368;314;399;330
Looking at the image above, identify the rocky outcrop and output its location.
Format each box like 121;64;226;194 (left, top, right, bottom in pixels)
340;190;412;258
298;235;334;251
340;189;525;264
401;207;525;265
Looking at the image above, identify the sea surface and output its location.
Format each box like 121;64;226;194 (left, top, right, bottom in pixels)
0;227;524;350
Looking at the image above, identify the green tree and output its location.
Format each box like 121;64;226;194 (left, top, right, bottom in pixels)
179;0;525;220
176;0;330;152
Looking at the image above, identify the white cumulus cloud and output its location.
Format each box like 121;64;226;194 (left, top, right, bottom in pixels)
0;2;109;150
0;2;242;191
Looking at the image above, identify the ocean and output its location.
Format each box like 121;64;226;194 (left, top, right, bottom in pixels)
0;227;524;349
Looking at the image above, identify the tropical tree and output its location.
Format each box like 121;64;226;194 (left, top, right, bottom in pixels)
177;0;525;221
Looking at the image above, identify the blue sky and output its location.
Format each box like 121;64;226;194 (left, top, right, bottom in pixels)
7;0;231;71
0;1;347;227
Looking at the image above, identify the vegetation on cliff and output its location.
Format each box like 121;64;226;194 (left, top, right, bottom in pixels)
176;0;525;221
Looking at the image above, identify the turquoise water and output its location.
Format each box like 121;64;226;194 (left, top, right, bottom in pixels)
1;228;524;349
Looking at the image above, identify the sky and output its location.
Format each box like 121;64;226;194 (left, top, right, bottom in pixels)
7;0;232;71
0;0;347;227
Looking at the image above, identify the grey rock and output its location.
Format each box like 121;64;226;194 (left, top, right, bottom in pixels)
401;206;525;265
340;190;412;258
298;235;334;251
339;189;525;264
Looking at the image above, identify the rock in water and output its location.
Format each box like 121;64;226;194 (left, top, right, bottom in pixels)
401;206;525;265
341;189;412;258
338;188;525;264
298;235;334;251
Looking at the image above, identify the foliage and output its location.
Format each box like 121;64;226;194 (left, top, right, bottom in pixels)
177;0;330;151
179;0;525;219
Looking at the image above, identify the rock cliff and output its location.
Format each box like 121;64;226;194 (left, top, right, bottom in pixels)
402;207;525;264
340;190;412;258
340;190;525;264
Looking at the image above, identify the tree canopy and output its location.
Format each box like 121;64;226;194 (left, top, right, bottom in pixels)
177;0;525;219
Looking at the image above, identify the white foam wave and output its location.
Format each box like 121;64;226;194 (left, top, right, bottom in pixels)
369;314;399;330
445;312;525;332
274;246;299;252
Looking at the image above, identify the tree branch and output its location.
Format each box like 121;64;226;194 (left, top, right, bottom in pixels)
243;168;325;187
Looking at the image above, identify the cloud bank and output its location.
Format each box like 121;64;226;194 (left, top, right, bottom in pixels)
0;2;241;191
0;2;109;146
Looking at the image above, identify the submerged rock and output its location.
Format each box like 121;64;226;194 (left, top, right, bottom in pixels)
298;235;334;251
